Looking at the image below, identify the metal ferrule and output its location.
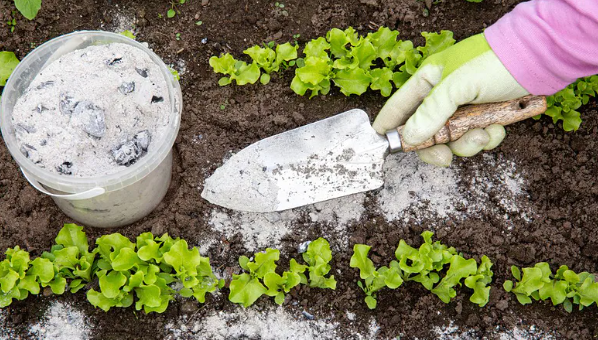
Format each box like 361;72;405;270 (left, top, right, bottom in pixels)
385;129;403;153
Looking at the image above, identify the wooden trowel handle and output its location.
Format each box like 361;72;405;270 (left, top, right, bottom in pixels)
394;95;547;152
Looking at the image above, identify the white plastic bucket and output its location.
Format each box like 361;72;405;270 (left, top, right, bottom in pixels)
0;31;182;228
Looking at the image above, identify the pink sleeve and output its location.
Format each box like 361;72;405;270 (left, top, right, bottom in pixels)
484;0;598;95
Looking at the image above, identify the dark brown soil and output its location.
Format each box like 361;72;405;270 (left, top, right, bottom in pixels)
1;0;598;339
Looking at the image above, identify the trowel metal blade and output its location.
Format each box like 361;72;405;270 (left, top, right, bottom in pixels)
201;109;389;212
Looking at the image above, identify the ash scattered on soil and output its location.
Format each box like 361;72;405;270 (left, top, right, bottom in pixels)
0;309;15;340
378;152;460;222
164;306;378;340
208;209;293;252
102;5;136;33
430;320;557;340
461;153;534;225
208;193;365;252
378;152;532;226
29;301;91;340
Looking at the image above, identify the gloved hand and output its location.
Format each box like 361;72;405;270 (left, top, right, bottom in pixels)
372;33;529;167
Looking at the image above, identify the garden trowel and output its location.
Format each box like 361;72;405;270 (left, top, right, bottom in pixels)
202;96;546;212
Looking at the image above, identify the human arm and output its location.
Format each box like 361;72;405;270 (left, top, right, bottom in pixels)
373;0;598;167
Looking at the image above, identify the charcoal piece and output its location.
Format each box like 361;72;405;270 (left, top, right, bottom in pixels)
135;68;149;78
21;144;41;163
111;130;152;167
59;93;77;115
112;141;140;166
15;124;36;134
72;101;106;138
151;96;164;103
20;145;32;157
118;82;136;95
133;130;151;151
56;161;74;175
36;81;54;90
36;104;49;113
19;145;28;157
302;311;314;320
106;57;123;66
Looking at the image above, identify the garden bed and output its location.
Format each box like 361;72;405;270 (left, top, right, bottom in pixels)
1;0;598;339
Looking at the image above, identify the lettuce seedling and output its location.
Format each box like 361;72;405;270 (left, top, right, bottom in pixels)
395;231;456;290
119;30;136;40
464;256;494;307
294;27;455;98
416;31;455;59
0;224;94;307
162;238;223;304
0;224;223;313
395;231;493;307
0;245;58;308
0;51;20;100
87;233;141;311
244;42;298;84
0;246;32;307
229;248;280;307
264;259;307;305
430;255;478;303
290;37;333;98
302;238;336;289
41;223;96;294
504;262;598;312
88;232;222;313
210;26;458;99
229;239;334;307
352;231;493;309
209;53;260;86
350;244;402;309
540;75;598;131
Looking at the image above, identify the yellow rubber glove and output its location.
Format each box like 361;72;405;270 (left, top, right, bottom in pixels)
373;33;528;167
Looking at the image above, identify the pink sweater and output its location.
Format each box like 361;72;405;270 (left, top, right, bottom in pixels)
485;0;598;95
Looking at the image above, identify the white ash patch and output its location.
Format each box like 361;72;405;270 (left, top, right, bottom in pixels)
197;237;217;256
378;152;460;223
365;317;381;339
430;321;556;340
462;153;534;225
164;306;375;340
431;321;479;339
497;325;557;340
207;194;364;252
346;311;356;321
103;6;136;33
171;59;187;77
0;309;16;340
310;194;365;226
29;301;92;340
208;210;293;252
377;152;532;226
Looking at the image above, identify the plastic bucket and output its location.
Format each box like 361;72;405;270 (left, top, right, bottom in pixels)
0;31;182;228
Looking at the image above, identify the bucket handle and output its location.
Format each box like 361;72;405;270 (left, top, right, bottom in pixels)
21;168;106;200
